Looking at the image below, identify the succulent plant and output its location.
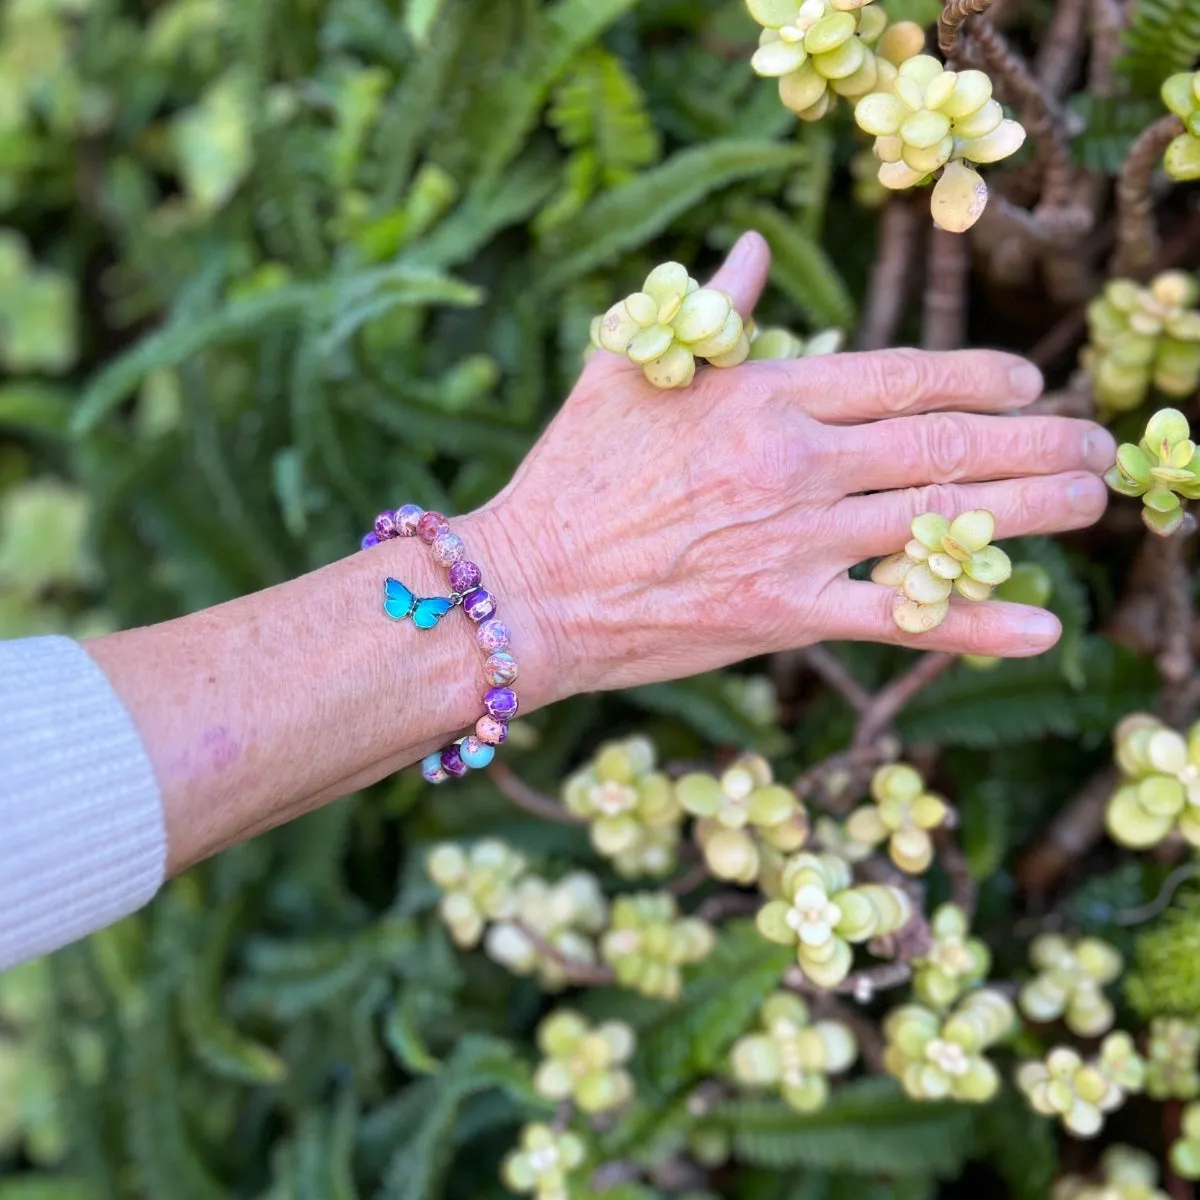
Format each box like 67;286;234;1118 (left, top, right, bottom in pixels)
756;851;913;988
589;262;749;387
600;892;715;1000
1170;1101;1200;1180
1017;1032;1145;1138
730;991;858;1112
427;840;527;948
882;989;1013;1102
746;0;925;124
1104;407;1200;536
1018;933;1123;1037
845;763;950;874
677;754;808;883
501;1123;587;1200
853;56;1026;232
745;320;844;360
1146;1016;1200;1100
532;1010;636;1114
871;509;1012;632
562;736;684;877
484;872;608;989
961;562;1054;670
1084;277;1200;417
1161;71;1200;181
1053;1145;1170;1200
911;903;991;1009
1105;711;1200;848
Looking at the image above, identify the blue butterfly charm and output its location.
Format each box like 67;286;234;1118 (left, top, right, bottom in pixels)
383;577;453;629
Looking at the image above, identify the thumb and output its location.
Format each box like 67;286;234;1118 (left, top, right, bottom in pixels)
705;230;772;317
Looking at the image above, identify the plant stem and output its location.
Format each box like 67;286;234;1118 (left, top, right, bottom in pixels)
513;920;616;986
488;762;586;825
853;653;957;750
1112;115;1185;279
857;197;922;351
923;228;970;351
803;646;872;713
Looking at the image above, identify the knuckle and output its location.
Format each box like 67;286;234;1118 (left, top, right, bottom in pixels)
872;348;932;413
917;413;975;483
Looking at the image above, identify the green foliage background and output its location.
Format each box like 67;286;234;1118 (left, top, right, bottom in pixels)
0;0;1197;1197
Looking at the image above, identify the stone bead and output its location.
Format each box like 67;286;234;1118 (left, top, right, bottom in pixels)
432;532;466;567
460;736;495;769
417;511;450;544
484;687;519;721
373;510;398;540
477;618;511;652
396;504;424;537
448;560;482;593
440;743;469;777
485;651;519;687
462;587;497;623
361;532;381;550
476;715;509;745
421;751;449;784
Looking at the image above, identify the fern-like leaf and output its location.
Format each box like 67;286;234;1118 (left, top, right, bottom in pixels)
1067;93;1166;173
1119;0;1200;92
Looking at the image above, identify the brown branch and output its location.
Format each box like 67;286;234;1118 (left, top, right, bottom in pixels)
792;742;897;814
487;762;586;825
667;859;711;897
1114;861;1200;926
1034;0;1090;97
1112;115;1185;280
938;0;993;59
1154;532;1196;719
1014;766;1120;894
694;891;762;923
923;228;970;351
853;653;958;750
857;197;922;351
513;920;616;986
1088;0;1127;97
1024;382;1095;418
934;826;977;919
803;646;872;713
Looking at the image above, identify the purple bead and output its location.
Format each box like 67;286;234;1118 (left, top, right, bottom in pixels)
417;511;450;544
440;743;469;777
476;715;508;745
476;618;510;652
448;560;482;593
484;687;519;721
396;504;424;537
462;587;497;623
431;532;466;567
361;531;381;550
485;651;519;687
374;510;399;540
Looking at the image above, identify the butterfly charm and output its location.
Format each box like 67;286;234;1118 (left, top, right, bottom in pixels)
383;577;453;629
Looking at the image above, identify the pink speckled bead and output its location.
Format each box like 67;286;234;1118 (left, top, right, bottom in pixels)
476;618;510;653
396;504;424;537
431;532;466;567
476;715;509;745
448;560;481;592
417;511;450;544
373;510;398;540
485;652;518;687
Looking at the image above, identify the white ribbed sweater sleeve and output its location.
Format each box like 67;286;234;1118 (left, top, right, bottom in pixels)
0;635;166;970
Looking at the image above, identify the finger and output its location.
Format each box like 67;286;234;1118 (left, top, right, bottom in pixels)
580;231;772;383
705;230;772;317
840;413;1116;494
753;347;1045;423
815;581;1063;657
833;471;1109;559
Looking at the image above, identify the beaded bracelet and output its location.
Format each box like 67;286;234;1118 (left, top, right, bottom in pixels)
360;504;519;784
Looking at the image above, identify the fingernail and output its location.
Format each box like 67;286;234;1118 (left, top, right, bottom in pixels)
1009;361;1043;400
1085;427;1117;471
1021;610;1060;645
1069;475;1103;508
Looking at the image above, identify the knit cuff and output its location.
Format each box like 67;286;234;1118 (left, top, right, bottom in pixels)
0;635;166;969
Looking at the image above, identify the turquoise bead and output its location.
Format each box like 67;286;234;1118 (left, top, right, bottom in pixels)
460;736;495;769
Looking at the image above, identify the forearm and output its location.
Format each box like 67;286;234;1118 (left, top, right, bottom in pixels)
84;504;564;876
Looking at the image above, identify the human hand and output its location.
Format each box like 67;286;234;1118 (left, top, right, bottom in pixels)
474;232;1115;704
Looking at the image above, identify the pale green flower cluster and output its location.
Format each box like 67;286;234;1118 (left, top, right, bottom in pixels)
532;1010;636;1115
677;753;808;884
1147;1017;1200;1100
562;736;684;877
911;903;990;1009
756;851;913;988
845;763;949;874
883;990;1013;1102
730;991;858;1112
1017;1033;1145;1138
1104;407;1200;537
1053;1145;1170;1200
427;840;528;949
600;892;716;1000
1171;1102;1200;1180
501;1123;586;1200
1161;71;1200;181
1018;934;1123;1037
746;322;844;360
1105;711;1200;848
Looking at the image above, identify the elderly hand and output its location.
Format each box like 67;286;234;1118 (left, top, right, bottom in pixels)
484;232;1114;701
